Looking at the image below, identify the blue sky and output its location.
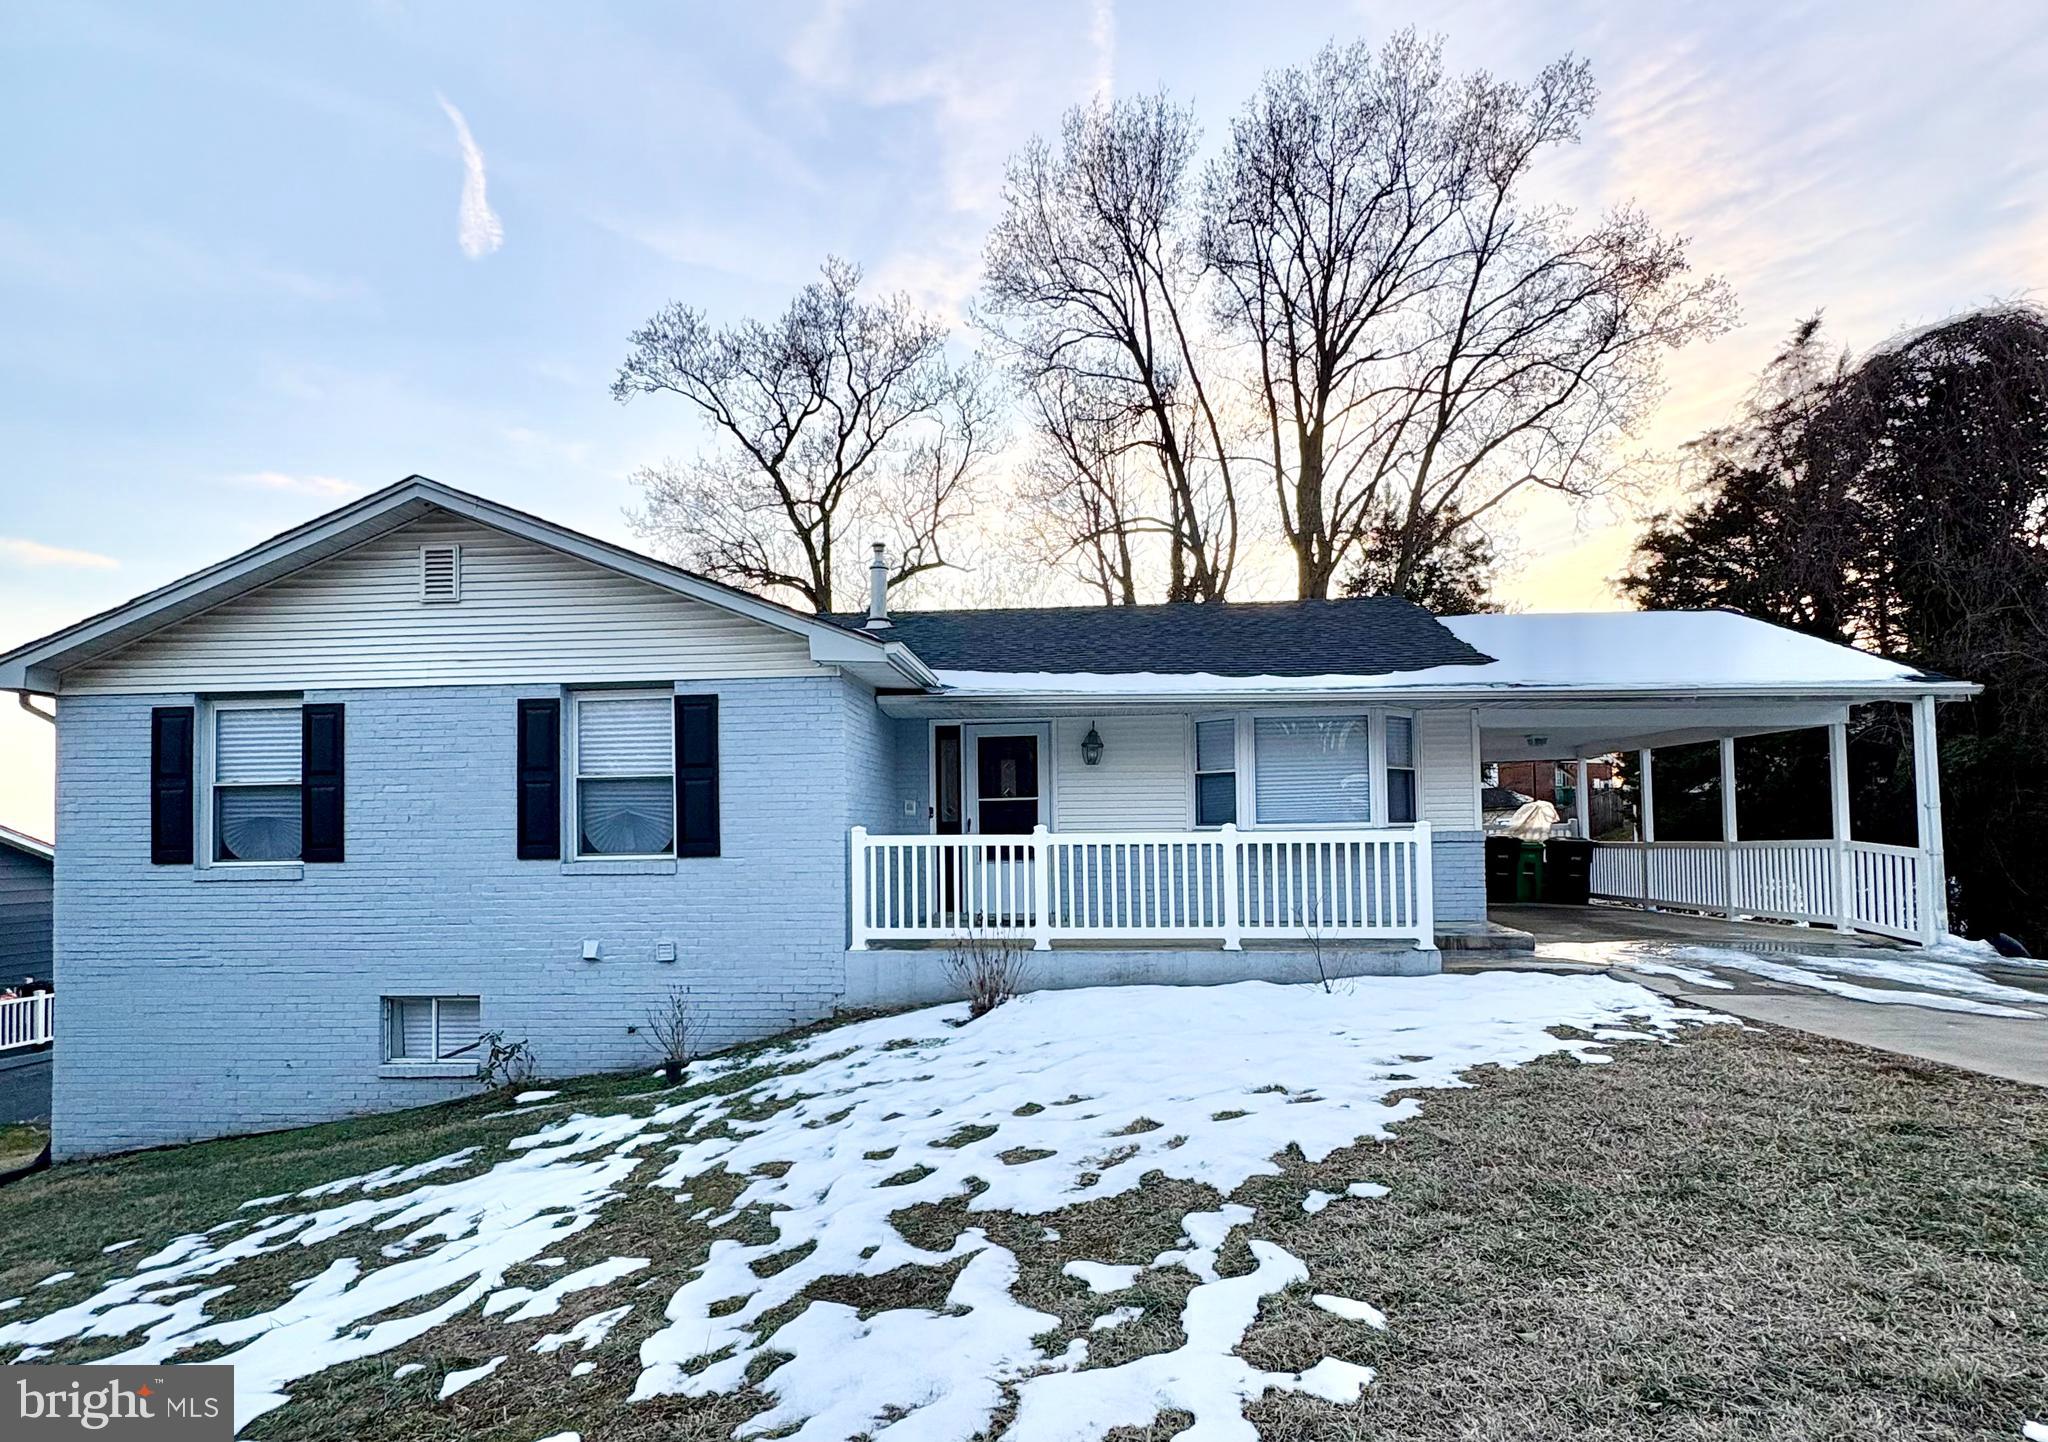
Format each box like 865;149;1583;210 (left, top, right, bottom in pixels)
3;0;2047;837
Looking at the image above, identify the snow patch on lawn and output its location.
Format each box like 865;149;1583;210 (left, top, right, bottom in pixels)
633;977;1696;1437
0;975;1699;1438
1669;947;2046;1017
1064;1260;1139;1294
1314;1293;1387;1329
438;1353;505;1399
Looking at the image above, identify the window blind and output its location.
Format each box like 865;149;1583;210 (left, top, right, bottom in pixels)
576;696;672;776
1253;716;1371;825
215;706;301;784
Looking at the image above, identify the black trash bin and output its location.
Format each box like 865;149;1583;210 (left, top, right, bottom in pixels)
1484;836;1522;903
1543;838;1593;906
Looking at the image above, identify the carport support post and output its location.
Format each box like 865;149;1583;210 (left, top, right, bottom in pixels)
1637;748;1655;907
1572;759;1591;839
1911;695;1949;945
1828;720;1854;931
1719;736;1740;918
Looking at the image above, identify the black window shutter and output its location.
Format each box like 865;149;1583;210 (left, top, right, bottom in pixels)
675;694;719;858
150;706;195;865
301;704;345;863
516;698;562;860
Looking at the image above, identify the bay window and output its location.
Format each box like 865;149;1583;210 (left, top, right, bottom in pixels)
1193;717;1237;826
1385;714;1418;824
1252;716;1373;825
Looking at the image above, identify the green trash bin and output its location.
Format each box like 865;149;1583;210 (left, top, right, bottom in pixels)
1513;841;1545;902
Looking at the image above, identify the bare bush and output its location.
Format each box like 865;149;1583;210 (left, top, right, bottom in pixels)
941;929;1033;1018
645;987;693;1084
475;1031;536;1091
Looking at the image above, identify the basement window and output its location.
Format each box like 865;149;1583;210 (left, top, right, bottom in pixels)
419;544;461;603
384;996;482;1063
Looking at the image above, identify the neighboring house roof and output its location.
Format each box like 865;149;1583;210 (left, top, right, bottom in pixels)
826;598;1489;678
1481;787;1532;812
0;823;53;863
0;477;936;693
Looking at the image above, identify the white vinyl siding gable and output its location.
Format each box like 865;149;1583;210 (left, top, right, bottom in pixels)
63;514;821;693
1050;715;1191;831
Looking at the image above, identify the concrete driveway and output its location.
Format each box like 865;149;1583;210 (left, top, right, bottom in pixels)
1472;904;2048;1087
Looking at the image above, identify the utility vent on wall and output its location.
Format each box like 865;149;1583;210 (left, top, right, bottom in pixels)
419;544;461;603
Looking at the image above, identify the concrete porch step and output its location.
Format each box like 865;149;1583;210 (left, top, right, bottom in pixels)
1434;921;1537;954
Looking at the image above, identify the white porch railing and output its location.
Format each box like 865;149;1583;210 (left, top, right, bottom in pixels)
1590;839;1924;942
849;823;1434;951
0;993;53;1053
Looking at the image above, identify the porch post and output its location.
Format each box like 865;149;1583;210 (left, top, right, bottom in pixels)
1219;824;1243;950
1637;748;1656;907
848;826;869;951
1572;759;1591;839
1029;823;1053;951
1911;695;1949;944
1719;736;1740;918
1828;719;1853;931
1412;821;1436;949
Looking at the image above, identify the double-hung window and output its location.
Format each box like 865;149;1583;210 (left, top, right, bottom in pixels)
1193;717;1238;826
212;701;303;862
384;996;481;1063
573;692;675;858
1252;716;1372;826
1385;714;1418;824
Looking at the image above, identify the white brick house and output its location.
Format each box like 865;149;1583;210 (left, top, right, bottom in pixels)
0;477;1975;1156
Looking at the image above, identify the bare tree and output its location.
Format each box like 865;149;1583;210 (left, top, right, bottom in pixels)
1203;32;1734;598
982;95;1242;603
615;258;998;612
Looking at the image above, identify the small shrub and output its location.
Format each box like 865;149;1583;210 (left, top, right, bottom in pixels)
474;1031;535;1091
941;927;1032;1018
645;987;693;1083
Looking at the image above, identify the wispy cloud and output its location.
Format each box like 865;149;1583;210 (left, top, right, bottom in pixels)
0;537;119;570
436;93;504;259
1088;0;1115;100
230;471;363;498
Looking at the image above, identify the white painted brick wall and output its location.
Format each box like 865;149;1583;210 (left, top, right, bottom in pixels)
52;675;873;1158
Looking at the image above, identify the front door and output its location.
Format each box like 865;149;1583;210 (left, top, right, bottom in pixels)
972;733;1041;834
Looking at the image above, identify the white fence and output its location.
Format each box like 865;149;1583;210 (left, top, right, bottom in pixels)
850;823;1434;950
0;993;53;1053
1591;839;1925;942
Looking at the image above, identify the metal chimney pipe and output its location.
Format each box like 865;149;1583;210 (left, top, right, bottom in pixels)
866;542;892;628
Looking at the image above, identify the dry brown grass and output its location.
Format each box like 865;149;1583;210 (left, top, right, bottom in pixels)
8;1014;2044;1440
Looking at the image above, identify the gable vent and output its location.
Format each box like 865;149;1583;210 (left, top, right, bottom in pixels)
419;544;462;603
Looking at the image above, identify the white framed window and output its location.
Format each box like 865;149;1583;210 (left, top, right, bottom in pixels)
572;691;675;858
1385;713;1418;824
1193;716;1238;827
209;699;303;863
1252;715;1372;826
384;996;482;1063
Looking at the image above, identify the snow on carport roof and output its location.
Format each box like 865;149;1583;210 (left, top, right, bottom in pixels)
913;610;1971;698
1436;612;1963;692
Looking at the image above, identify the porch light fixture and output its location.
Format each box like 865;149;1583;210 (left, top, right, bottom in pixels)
1080;723;1105;767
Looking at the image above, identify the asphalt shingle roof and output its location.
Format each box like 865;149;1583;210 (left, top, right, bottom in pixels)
824;597;1494;678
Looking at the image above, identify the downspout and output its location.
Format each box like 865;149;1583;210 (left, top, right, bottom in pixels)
17;692;53;724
